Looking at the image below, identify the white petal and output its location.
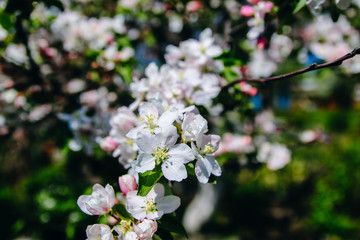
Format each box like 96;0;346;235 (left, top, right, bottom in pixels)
147;210;163;220
195;156;211;184
147;183;165;201
145;62;159;79
168;144;195;163
139;102;159;120
77;195;93;215
105;184;116;207
206;45;222;58
136;132;157;153
205;155;222;176
157;110;178;127
157;195;181;214
162;160;188;182
133;153;156;173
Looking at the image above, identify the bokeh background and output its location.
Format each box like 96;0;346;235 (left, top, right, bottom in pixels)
1;0;360;239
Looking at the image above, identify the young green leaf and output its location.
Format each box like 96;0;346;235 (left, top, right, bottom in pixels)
112;204;133;221
293;0;307;13
138;166;163;196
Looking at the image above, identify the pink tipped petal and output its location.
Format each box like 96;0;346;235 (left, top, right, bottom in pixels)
119;174;138;195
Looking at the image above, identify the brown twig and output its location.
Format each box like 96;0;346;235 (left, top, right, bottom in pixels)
222;47;360;91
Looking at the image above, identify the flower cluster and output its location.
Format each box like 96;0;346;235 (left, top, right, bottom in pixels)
298;14;360;73
77;175;180;239
130;28;224;110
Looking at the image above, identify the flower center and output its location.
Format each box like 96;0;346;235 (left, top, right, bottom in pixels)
153;147;169;165
202;143;215;154
119;220;132;235
144;198;157;215
145;114;158;133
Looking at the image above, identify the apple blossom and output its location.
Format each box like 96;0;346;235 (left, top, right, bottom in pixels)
77;184;116;215
182;112;208;142
191;134;222;183
257;142;291;170
114;220;138;240
86;224;114;240
133;125;194;182
133;219;158;239
126;183;180;220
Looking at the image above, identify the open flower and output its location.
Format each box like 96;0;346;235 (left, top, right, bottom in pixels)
133;125;194;182
182;112;208;142
77;184;116;215
86;224;114;240
133;219;158;239
114;220;138;240
192;134;222;183
126;183;180;220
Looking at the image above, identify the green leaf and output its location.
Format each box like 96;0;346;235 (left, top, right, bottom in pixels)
293;0;307;13
157;215;188;239
138;166;163;196
0;12;12;31
185;162;195;177
153;234;163;240
117;66;133;85
112;204;133;221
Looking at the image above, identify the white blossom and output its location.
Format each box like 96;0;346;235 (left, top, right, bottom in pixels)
86;224;114;240
191;134;222;183
77;184;116;215
126;183;180;220
134;125;194;182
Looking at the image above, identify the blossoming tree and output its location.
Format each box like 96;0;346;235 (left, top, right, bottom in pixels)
1;0;360;239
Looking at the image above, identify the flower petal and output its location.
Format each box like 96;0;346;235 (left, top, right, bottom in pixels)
157;195;181;214
195;156;211;184
168;143;194;163
162;160;188;182
133;153;156;173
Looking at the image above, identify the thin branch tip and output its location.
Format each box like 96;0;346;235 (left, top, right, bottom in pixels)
222;46;360;91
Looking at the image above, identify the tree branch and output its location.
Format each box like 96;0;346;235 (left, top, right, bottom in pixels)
222;47;360;91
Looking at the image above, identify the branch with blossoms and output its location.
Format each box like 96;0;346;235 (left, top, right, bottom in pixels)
222;47;360;90
76;28;225;240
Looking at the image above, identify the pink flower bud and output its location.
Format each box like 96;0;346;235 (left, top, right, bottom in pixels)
186;1;203;12
247;0;261;4
100;136;119;151
119;174;137;195
240;6;255;17
265;1;274;12
256;38;267;49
